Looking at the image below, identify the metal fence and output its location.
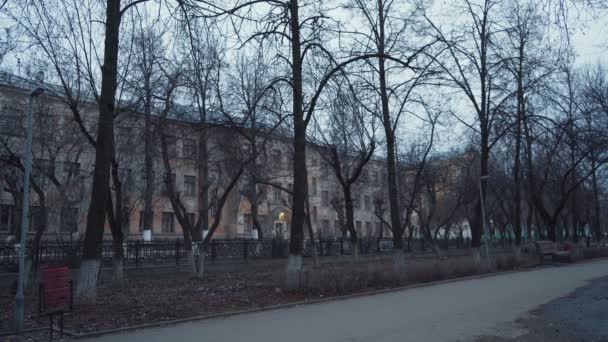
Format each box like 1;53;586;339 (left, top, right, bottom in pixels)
0;237;491;270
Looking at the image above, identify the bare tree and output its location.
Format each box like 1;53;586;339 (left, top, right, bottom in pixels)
424;0;515;258
9;0;152;300
218;47;288;240
340;0;438;271
581;64;608;240
312;82;376;259
0;94;86;282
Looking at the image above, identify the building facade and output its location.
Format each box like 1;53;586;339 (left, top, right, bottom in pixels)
0;72;393;241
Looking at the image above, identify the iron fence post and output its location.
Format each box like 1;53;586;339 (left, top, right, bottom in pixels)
243;239;248;260
318;238;323;256
175;239;179;265
135;240;139;267
211;240;216;261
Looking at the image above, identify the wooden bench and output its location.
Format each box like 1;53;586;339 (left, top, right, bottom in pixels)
38;266;73;340
535;240;571;263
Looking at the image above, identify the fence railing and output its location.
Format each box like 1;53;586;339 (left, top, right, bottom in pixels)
0;237;498;269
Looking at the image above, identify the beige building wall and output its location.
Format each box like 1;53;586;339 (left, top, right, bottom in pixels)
0;75;394;241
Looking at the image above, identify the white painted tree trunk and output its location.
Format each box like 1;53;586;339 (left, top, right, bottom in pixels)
432;243;444;260
352;244;360;261
471;247;482;269
112;256;124;284
392;250;406;276
76;259;101;303
191;244;205;279
512;244;523;265
286;254;303;289
311;245;319;267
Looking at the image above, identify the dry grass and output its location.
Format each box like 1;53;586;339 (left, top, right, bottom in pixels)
296;252;532;295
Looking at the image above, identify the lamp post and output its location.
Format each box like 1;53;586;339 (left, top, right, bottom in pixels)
479;174;490;259
14;86;45;332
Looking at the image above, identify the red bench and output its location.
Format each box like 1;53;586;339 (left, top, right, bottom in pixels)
38;266;73;339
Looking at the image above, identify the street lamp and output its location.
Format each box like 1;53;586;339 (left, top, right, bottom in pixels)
14;86;45;332
479;174;490;259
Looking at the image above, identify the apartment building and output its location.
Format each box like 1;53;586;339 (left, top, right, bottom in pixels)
0;72;392;240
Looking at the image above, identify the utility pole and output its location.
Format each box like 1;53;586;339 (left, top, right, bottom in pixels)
14;86;45;331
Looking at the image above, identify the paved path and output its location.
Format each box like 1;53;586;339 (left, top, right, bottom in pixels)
86;259;608;342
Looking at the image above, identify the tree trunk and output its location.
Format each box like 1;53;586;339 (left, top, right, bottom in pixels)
591;160;602;241
77;0;121;302
376;0;402;255
286;0;305;290
197;125;209;233
513;56;524;246
142;81;154;238
343;186;359;260
305;196;318;266
191;241;204;279
112;238;124;284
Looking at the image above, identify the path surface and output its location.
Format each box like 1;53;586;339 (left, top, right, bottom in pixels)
86;259;608;342
478;274;608;341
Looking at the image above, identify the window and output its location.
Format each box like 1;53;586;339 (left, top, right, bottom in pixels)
364;196;371;211
374;171;380;185
321;219;330;234
244;214;253;233
33;158;55;186
257;184;266;200
0;100;23;136
273;186;282;201
209;169;219;183
183;139;196;159
355;221;362;234
311;158;318;167
184;176;196;196
116;127;133;152
139;210;154;232
0;116;23;136
165;135;179;157
30;206;45;232
361;170;369;183
365;222;372;236
122;207;130;233
376;222;382;236
64;162;80;180
311;177;317;196
334;220;341;233
322;191;329;207
60;207;79;233
164;173;176;193
162;212;175;233
353;196;360;209
0;204;14;231
120;168;133;192
272;149;282;169
321;164;329;180
186;213;196;227
312;206;318;223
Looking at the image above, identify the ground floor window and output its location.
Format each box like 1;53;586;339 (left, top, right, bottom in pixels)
139;211;154;232
60;207;78;233
162;212;175;233
0;204;14;231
